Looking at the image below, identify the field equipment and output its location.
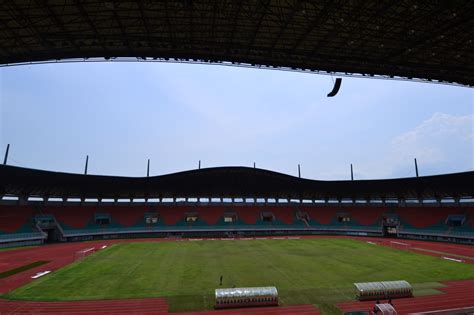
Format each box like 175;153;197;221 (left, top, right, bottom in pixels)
215;286;278;309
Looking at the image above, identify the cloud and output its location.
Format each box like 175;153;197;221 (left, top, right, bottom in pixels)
381;113;473;177
349;112;473;179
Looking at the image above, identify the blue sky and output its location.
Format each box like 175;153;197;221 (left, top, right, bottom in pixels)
1;62;473;180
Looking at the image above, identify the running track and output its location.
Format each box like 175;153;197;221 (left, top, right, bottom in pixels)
338;279;474;314
0;236;473;314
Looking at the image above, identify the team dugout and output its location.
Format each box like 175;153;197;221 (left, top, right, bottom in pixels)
215;286;278;309
355;280;413;301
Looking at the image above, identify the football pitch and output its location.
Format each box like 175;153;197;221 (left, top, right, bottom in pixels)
5;238;474;314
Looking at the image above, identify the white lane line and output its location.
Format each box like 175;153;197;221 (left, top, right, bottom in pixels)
78;247;95;254
31;271;51;279
443;256;463;263
390;241;409;246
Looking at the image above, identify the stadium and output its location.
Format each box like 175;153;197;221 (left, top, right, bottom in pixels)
1;1;474;314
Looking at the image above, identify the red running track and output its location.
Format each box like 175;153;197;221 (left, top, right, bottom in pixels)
176;304;321;315
0;297;169;315
0;298;320;315
0;236;473;314
338;279;474;314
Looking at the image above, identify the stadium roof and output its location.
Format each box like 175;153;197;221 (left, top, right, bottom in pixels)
0;165;472;200
1;1;473;86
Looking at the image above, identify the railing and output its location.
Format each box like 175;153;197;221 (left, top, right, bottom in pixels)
58;224;383;237
0;232;45;243
398;227;474;238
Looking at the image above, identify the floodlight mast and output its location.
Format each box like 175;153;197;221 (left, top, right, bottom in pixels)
3;144;9;165
147;159;150;177
84;155;89;175
351;164;354;181
414;158;419;177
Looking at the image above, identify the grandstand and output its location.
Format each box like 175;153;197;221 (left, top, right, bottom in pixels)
0;165;472;248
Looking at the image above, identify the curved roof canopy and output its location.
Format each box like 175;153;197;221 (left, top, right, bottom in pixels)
1;1;473;86
0;165;472;200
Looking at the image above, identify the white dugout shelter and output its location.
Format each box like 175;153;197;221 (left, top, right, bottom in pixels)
215;286;278;309
355;280;412;300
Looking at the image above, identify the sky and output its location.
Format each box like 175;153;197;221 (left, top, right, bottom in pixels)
0;61;473;180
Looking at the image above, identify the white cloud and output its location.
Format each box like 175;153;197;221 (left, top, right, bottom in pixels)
366;112;474;178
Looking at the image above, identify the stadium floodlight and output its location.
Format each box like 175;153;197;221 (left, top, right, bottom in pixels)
3;144;9;165
414;158;419;177
147;159;150;177
84;155;89;175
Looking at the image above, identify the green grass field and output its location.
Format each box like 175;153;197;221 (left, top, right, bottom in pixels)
5;238;474;314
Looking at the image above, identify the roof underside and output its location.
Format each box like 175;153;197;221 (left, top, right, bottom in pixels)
0;165;472;200
1;1;473;86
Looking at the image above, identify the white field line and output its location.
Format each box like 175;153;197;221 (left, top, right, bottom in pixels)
390;241;409;246
367;241;376;245
220;238;235;240
189;238;203;241
77;247;95;254
287;237;300;240
31;271;51;279
443;256;463;263
101;245;107;249
272;237;285;240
